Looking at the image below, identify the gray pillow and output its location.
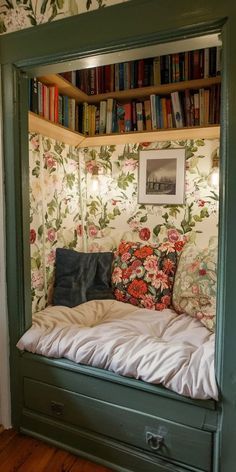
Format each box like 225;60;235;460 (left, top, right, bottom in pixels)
53;248;114;307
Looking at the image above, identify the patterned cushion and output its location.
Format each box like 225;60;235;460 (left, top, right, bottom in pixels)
172;242;217;331
112;240;177;311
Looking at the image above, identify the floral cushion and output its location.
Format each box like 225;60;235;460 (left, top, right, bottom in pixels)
172;242;217;331
112;240;177;311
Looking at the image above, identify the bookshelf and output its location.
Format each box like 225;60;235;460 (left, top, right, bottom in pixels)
29;110;220;147
29;49;221;147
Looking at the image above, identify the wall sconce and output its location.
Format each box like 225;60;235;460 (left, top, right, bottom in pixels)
209;148;219;189
91;164;99;193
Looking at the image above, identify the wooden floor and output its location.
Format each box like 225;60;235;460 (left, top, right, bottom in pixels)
0;429;113;471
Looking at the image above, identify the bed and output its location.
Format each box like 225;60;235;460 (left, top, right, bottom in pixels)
17;299;217;401
16;242;218;471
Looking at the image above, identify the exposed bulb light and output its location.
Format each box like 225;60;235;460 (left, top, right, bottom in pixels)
209;148;219;189
91;164;99;193
210;167;219;188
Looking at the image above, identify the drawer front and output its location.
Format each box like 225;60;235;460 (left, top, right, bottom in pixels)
24;378;212;471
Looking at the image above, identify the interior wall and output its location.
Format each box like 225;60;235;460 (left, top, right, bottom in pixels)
30;136;219;313
0;0;129;34
29;133;84;313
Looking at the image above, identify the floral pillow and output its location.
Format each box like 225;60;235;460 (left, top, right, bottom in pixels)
172;242;217;331
112;240;177;311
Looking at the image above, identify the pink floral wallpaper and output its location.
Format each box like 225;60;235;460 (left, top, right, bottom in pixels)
29;135;219;313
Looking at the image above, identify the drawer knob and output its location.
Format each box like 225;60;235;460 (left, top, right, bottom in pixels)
146;431;164;451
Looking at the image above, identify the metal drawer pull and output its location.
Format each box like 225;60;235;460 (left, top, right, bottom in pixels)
146;431;164;450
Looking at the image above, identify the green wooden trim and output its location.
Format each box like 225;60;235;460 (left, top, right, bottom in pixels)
1;65;27;427
0;0;226;69
1;1;236;470
21;352;216;412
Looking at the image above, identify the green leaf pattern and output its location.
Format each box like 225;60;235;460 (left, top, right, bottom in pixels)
30;136;219;313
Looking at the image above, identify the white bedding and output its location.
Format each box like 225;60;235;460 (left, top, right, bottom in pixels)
17;299;218;400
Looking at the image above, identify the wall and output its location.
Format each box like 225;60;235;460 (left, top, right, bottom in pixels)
30;136;219;312
0;0;129;34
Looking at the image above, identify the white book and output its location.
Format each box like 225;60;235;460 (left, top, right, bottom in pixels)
170;92;183;128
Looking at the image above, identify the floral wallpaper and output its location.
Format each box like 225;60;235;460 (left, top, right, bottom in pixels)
83;140;219;252
29;133;83;313
30;135;219;313
0;0;129;34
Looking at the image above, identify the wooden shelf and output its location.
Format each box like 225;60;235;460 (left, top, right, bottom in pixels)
38;74;88;103
86;77;221;104
82;125;220;146
29;112;85;147
38;74;221;104
29;112;220;147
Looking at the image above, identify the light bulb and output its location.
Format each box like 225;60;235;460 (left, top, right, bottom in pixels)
91;174;99;192
209;167;219;189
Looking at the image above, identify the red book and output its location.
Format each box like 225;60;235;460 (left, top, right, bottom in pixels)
124;102;132;132
105;65;111;93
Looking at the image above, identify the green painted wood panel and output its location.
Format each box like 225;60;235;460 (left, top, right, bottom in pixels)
21;412;196;472
20;353;217;431
1;1;236;471
24;377;212;471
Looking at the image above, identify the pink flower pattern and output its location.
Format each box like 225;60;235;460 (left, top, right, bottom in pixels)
112;241;177;311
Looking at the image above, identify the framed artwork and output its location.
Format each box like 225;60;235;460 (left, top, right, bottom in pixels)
138;148;186;205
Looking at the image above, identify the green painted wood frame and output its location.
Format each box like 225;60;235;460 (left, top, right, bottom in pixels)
0;1;236;470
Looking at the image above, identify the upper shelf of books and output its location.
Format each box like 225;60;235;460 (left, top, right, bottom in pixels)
29;46;221;147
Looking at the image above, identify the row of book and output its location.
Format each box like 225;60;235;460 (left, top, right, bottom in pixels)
60;46;221;96
29;78;78;131
80;84;221;135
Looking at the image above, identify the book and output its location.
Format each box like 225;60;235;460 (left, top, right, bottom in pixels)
171;91;184;127
204;48;210;78
99;100;107;134
63;95;69;127
124;62;131;90
193;92;200;126
117;103;125;132
30;78;38;114
153;56;161;85
38;81;43;116
150;94;157;129
124;102;132;132
49;86;55;122
42;84;49;120
68;98;76;130
136;102;144;131
144;99;152;131
106;98;114;134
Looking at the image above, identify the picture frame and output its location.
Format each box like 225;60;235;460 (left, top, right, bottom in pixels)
138;148;186;205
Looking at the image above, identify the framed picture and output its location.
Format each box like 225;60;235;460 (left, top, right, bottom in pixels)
138;148;185;205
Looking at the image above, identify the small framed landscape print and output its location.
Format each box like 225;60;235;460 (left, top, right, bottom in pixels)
138;148;185;205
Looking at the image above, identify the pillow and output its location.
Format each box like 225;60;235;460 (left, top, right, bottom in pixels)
112;240;177;311
172;242;217;331
53;249;114;308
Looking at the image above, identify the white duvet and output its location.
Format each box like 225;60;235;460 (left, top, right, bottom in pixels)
17;299;218;400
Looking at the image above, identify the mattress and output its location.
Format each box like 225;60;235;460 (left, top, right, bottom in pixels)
17;299;218;400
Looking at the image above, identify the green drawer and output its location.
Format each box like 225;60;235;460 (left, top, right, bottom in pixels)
24;377;212;471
